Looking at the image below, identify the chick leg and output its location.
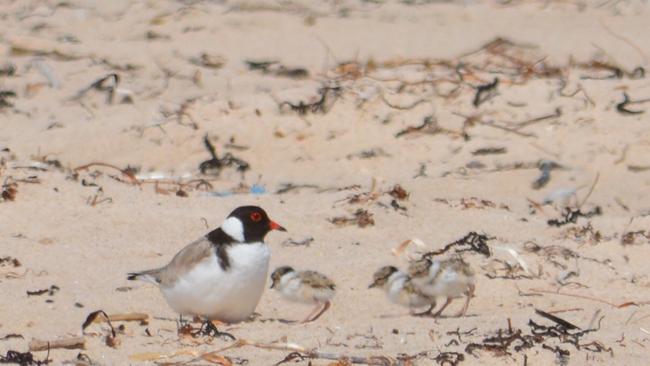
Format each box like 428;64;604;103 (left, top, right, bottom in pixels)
432;297;453;317
456;284;476;317
309;300;332;322
301;301;331;323
413;301;437;317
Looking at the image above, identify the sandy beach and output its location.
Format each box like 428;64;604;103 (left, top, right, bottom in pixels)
2;0;650;365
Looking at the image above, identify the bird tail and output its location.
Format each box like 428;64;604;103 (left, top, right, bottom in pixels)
127;269;161;284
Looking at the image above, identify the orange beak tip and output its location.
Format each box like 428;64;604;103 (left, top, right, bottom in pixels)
270;221;287;232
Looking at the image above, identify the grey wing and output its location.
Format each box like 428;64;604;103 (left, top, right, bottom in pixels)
299;271;336;290
128;236;214;287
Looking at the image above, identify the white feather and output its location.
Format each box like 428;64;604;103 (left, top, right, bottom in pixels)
221;217;245;242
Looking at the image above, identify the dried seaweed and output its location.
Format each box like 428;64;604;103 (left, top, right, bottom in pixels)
387;185;409;200
347;148;391;160
0;350;49;366
473;78;499;107
0;63;16;76
0;257;21;267
621;230;650;245
434;352;465;366
199;135;250;175
484;258;533;280
190;53;225;69
616;92;648;115
434;197;510;211
329;209;375;228
1;179;17;201
547;206;602;227
0;334;23;341
82;310;117;347
190;320;236;341
465;328;538;356
275;183;320;194
274;352;305;365
423;232;492;258
0;91;17;109
278;85;340;115
26;285;59;297
71;73;120;104
395;116;446;138
245;60;308;79
561;223;603;244
466;312;608;360
532;160;561;190
73;162;139;185
472;147;506;156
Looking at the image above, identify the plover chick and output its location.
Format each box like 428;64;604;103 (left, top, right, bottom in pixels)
369;266;435;315
270;266;336;323
128;206;286;324
408;256;475;317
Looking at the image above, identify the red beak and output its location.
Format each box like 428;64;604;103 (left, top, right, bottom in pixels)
269;220;287;232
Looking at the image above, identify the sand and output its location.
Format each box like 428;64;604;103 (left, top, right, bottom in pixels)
1;0;650;365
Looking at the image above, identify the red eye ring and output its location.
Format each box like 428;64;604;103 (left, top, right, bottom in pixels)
250;212;262;222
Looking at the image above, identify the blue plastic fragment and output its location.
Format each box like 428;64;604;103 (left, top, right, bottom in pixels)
250;184;266;194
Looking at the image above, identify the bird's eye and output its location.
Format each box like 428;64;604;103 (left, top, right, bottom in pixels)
250;212;262;222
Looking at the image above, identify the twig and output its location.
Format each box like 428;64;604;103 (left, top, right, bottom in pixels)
379;93;427;110
29;337;85;352
529;288;643;309
90;312;148;324
73;162;139;184
578;173;600;209
196;339;403;366
480;120;536;138
508;107;562;130
535;309;579;330
599;19;649;64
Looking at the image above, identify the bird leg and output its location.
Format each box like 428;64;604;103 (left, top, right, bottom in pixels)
188;319;236;340
432;297;453;317
456;284;476;317
177;315;193;334
412;302;437;317
301;301;331;323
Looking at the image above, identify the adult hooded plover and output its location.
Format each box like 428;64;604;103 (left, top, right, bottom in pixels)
407;256;475;317
128;206;286;323
270;266;336;323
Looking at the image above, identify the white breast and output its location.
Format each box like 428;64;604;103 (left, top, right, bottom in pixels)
277;274;334;305
160;242;270;323
278;275;311;304
386;274;408;304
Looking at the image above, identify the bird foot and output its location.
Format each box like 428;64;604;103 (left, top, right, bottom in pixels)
178;319;236;340
194;320;236;340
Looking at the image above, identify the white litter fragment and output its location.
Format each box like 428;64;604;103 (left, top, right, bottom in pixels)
543;187;577;205
32;58;60;88
135;172;168;180
392;238;428;260
494;245;531;275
